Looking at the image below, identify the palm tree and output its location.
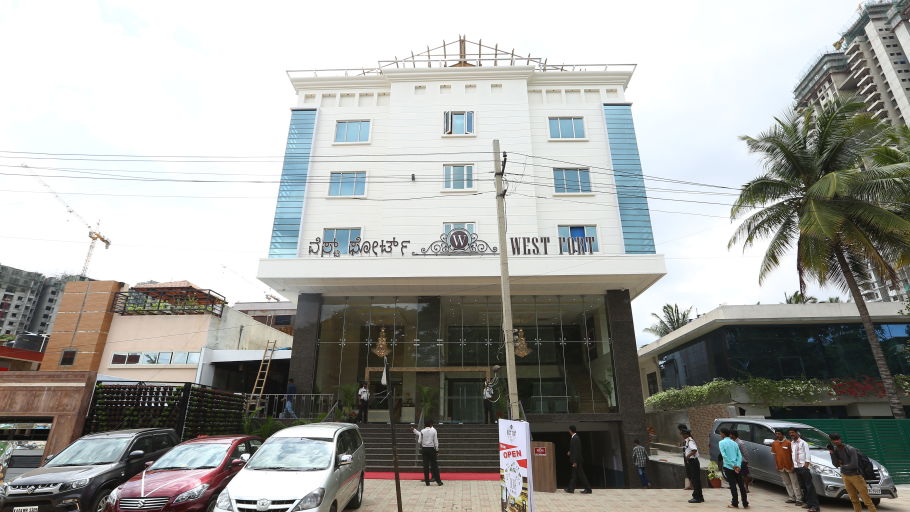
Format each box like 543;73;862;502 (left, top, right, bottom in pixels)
782;291;818;304
822;297;845;303
730;99;910;419
644;304;693;337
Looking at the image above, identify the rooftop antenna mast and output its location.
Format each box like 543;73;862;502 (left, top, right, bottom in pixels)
22;164;111;277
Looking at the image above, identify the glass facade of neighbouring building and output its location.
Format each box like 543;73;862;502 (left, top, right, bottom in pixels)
313;295;617;423
603;104;655;254
269;109;317;258
658;323;910;390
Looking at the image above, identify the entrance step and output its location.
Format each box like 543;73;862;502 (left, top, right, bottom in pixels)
358;423;500;473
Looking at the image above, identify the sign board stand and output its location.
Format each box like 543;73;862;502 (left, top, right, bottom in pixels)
499;420;534;512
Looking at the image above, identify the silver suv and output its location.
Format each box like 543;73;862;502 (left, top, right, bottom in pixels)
708;418;897;504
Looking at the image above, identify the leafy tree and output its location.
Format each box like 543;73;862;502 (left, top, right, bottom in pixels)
730;99;910;418
644;304;693;337
782;291;818;304
822;297;845;303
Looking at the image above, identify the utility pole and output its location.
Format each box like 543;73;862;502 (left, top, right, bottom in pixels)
493;139;521;420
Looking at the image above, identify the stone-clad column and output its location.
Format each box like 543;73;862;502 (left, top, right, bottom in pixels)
289;293;322;395
606;289;647;488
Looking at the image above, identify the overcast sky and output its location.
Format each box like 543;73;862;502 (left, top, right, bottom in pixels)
0;0;864;344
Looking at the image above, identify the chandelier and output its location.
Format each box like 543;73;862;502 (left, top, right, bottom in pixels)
372;327;390;358
514;328;532;358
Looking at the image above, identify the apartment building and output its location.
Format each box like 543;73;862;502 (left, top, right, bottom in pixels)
256;38;666;486
0;264;77;337
794;1;910;302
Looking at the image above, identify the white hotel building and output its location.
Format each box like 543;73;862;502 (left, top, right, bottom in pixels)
257;39;666;486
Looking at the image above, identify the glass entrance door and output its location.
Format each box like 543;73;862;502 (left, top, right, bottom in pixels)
447;380;484;423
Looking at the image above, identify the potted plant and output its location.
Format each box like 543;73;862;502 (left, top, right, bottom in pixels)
706;461;723;488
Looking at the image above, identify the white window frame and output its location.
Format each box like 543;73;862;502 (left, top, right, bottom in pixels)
442;164;476;191
443;222;476;234
557;224;599;253
443;111;475;136
333;119;372;144
552;168;594;195
323;227;363;255
548;116;587;141
327;171;368;198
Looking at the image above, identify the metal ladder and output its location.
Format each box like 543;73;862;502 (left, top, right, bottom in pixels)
246;339;278;414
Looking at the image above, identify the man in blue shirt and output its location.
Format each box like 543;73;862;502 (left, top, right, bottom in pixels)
719;428;749;509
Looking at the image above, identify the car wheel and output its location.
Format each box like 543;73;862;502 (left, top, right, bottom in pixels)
872;498;881;506
346;475;364;509
92;489;113;512
329;502;337;512
205;499;217;512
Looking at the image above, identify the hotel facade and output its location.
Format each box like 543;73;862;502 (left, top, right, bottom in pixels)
257;39;666;485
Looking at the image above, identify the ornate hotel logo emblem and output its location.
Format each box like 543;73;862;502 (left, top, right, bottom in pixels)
256;499;271;512
414;229;498;256
506;424;517;442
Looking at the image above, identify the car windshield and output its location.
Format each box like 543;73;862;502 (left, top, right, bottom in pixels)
149;443;229;470
789;427;831;449
245;437;333;471
47;437;131;466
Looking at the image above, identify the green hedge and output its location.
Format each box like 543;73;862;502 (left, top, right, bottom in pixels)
645;378;834;411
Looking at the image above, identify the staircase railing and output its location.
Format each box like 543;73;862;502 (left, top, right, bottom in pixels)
321;399;340;422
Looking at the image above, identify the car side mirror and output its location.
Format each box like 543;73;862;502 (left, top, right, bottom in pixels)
128;450;145;460
337;454;353;467
44;454;55;461
240;453;251;461
231;459;246;467
144;461;155;467
763;439;773;446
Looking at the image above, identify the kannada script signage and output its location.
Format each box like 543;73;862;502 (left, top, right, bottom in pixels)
305;232;598;258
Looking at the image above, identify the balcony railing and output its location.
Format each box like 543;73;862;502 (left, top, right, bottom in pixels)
244;394;336;420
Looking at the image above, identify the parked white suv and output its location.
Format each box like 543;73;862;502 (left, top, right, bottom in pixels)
214;423;365;512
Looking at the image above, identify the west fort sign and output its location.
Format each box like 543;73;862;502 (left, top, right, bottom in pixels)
307;229;597;257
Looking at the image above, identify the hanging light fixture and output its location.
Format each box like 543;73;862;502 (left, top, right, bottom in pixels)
372;327;390;358
514;328;532;358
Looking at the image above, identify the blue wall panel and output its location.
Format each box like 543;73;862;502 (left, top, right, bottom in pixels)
268;109;317;258
603;104;656;254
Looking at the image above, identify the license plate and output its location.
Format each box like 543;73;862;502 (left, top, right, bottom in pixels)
14;507;39;512
868;485;881;495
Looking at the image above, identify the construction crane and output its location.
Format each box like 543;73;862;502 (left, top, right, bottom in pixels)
22;164;111;277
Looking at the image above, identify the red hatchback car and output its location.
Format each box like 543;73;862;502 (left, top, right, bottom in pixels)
107;436;262;512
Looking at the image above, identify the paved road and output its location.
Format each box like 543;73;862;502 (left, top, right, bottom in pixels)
358;478;910;511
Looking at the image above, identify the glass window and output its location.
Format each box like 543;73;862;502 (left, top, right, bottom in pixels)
553;169;592;193
46;437;131;466
444;222;475;234
142;352;159;365
558;225;599;253
158;352;173;364
172;352;189;364
126;352;141;364
151;442;229;470
328;171;366;197
248;439;262;453
246;437;334;471
549;117;585;138
444;165;474;190
334;121;371;143
111;353;127;365
323;228;362;254
60;350;76;366
186;352;201;364
444;111;474;135
732;423;754;443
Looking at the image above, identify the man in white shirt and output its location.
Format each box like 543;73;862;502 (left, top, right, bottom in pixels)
413;420;443;486
682;430;704;504
789;428;819;512
357;382;370;424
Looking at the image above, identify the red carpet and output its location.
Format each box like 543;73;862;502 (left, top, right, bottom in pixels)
365;472;499;481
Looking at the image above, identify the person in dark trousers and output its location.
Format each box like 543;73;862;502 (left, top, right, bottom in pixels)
357;382;370;423
830;433;876;512
632;439;651;489
565;425;592;494
413;420;443;486
682;429;703;504
482;378;495;424
729;431;752;494
284;378;297;419
789;428;819;512
719;428;748;509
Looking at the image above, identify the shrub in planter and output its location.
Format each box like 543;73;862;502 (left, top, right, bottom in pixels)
707;461;723;488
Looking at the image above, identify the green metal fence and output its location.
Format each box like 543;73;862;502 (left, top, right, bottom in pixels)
795;419;910;484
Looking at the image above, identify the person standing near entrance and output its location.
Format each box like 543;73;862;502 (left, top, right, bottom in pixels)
830;433;876;512
729;431;752;494
718;428;748;509
482;378;495;424
284;378;298;419
565;425;592;494
357;382;370;423
413;420;443;486
770;429;801;504
632;439;651;489
681;430;703;504
790;428;819;512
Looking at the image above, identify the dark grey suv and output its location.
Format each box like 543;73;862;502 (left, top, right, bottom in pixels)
0;429;178;512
